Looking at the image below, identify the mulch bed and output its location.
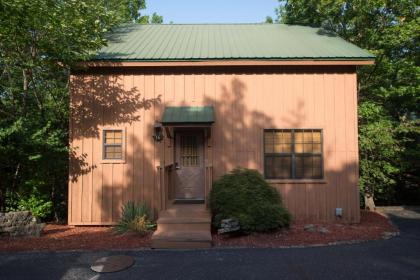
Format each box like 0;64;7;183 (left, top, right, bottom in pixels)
213;210;398;248
0;211;397;252
0;225;152;252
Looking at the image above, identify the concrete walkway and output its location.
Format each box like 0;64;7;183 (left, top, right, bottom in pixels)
1;208;419;280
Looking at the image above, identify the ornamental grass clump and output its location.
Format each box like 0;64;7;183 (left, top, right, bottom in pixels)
115;202;155;235
210;168;291;233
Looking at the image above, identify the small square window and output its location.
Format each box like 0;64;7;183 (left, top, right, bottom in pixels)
103;129;124;160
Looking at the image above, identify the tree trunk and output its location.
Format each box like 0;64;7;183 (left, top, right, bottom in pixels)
364;193;376;211
11;163;20;193
22;69;28;114
0;183;4;212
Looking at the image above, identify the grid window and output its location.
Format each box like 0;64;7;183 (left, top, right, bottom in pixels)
103;130;123;160
264;129;323;179
180;135;199;166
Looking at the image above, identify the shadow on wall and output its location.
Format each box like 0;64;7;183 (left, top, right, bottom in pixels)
69;74;161;180
69;73;160;222
281;100;306;128
97;134;156;223
203;77;275;174
69;149;95;183
69;66;360;223
70;74;160;139
199;70;359;222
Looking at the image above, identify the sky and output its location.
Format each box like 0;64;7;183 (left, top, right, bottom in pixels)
142;0;279;24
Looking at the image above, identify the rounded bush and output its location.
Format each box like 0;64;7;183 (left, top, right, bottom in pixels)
209;168;291;232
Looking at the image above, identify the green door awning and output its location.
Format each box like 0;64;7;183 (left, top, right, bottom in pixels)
161;106;215;125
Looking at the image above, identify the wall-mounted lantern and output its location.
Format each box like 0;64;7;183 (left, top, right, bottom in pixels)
153;122;163;142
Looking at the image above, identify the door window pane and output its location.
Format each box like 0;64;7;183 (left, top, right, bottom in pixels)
180;135;199;166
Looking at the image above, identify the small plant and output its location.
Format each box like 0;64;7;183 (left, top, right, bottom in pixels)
210;168;291;233
115;201;155;235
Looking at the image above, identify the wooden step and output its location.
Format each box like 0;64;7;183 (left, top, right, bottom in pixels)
158;211;211;220
161;206;209;217
157;214;210;223
151;230;212;249
156;222;210;232
151;204;212;249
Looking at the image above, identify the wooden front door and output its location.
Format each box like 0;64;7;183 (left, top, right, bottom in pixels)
174;131;205;201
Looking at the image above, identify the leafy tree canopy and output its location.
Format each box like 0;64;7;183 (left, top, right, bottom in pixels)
107;0;163;23
0;0;162;218
265;16;274;23
276;0;420;207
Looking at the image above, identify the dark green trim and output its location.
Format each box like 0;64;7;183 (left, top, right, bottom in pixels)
161;106;215;124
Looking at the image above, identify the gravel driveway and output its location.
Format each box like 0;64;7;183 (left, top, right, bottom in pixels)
1;208;419;280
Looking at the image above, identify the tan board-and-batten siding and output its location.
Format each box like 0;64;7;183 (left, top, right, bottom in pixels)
69;65;360;225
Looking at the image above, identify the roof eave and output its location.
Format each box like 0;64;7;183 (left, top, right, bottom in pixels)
78;58;375;68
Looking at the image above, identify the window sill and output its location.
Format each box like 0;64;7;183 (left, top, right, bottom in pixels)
266;179;327;184
100;159;126;164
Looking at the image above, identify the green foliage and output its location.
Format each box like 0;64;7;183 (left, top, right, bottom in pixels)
0;0;116;218
107;0;163;23
111;0;147;22
115;202;155;235
5;186;53;220
210;168;291;232
0;0;162;219
138;12;164;24
17;194;53;220
265;16;274;23
277;0;420;205
150;13;164;24
358;102;401;203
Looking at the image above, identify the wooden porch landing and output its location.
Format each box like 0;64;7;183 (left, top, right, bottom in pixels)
151;204;212;249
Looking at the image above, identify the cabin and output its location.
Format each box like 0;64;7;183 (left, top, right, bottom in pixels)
69;24;374;248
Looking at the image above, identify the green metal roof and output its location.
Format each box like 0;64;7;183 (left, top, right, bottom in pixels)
161;106;215;124
94;23;374;61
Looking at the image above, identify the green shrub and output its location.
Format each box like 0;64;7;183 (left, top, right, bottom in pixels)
5;186;53;220
115;201;155;235
210;168;291;232
16;193;53;220
6;182;57;221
